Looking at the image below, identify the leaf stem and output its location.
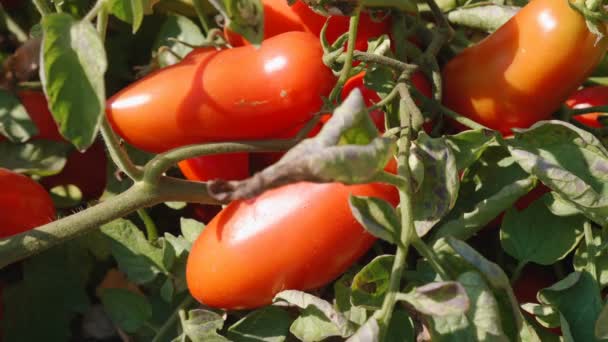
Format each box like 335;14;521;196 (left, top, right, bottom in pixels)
0;5;28;42
584;221;599;284
329;8;361;102
84;0;107;22
510;260;527;284
151;295;196;342
411;236;451;280
137;209;159;242
33;0;52;16
350;51;418;73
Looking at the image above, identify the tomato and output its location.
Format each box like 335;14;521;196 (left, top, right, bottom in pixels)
178;153;249;182
225;0;389;51
0;168;55;238
442;0;608;134
186;181;399;309
4;91;108;201
190;203;223;224
107;31;335;153
565;86;608;128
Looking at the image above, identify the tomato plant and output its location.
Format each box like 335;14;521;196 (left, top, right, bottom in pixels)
442;0;608;134
107;31;335;153
224;0;389;51
186;181;399;309
0;168;55;238
565;86;608;128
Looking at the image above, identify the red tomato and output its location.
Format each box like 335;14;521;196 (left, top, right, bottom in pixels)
225;0;389;51
190;204;223;224
0;168;55;238
186;181;399;309
0;0;19;9
178;153;249;182
107;32;335;153
4;92;108;201
442;0;608;134
565;86;608;128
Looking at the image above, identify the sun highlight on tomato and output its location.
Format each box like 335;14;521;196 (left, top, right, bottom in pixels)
442;0;608;134
186;181;399;309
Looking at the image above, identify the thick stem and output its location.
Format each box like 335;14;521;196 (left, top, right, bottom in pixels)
137;209;159;242
329;8;361;102
33;0;52;16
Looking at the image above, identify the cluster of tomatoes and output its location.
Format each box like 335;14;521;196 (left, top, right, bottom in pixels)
1;0;607;318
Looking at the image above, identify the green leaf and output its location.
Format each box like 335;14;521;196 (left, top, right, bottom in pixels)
443;129;498;171
351;255;394;309
334;273;367;326
412;132;459;236
538;272;603;342
500;195;585;265
346;318;379;342
0;90;38;142
100;288;152;333
0;140;69;176
432;146;536;242
223;0;264;46
108;0;145;33
447;5;520;32
49;184;83;208
573;228;608;289
274;290;355;338
101;219;168;284
181;217;205;243
227;306;291;342
180;309;229;342
521;303;561;329
349;196;399;244
596;302;608;339
507;121;608;226
364;65;396;99
40;13;107;150
160;278;174;303
544;192;582;216
153;15;205;67
397;281;469;317
385;309;415;342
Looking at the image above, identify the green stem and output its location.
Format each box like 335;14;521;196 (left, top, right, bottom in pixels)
373;171;407;188
411;236;451;280
510;260;527;284
584;221;599;284
192;0;212;32
33;0;52;16
0;5;28;42
0;177;221;269
415;92;489;130
350;51;418;73
137;209;159;242
569;105;608;115
84;0;106;22
423;0;454;56
329;8;361;102
151;296;196;342
370;85;400;112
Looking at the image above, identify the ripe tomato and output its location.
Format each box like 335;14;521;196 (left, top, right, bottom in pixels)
186;181;399;309
178;153;249;182
5;91;108;201
442;0;608;134
225;0;389;51
107;31;335;153
565;86;608;128
0;168;55;238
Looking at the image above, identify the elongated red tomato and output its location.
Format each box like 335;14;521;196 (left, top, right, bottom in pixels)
0;168;55;238
107;32;335;153
565;86;608;128
225;0;389;51
1;92;108;200
178;153;250;181
442;0;608;134
186;181;399;309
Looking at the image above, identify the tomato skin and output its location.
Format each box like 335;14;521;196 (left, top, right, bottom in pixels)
186;181;399;309
0;168;55;238
178;153;250;182
225;0;388;51
565;86;608;128
3;92;108;201
107;32;335;153
442;0;608;134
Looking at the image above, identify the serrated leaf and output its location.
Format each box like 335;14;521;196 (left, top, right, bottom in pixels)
412;132;459;236
153;15;205;67
100;288;152;333
164;232;191;257
40;13;107;150
443;129;498;171
398;281;469;317
180;309;229;342
364;65;395;98
447;5;520;32
538;272;603;342
290;306;343;342
573;229;608;289
349;196;399;244
181;217;205;243
101;219;168;284
521;303;561;329
507;121;608;226
351;255;394;309
227;306;291;342
274;290;355;337
500;195;585;265
0;90;38;142
0;140;69;176
544;192;582;216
